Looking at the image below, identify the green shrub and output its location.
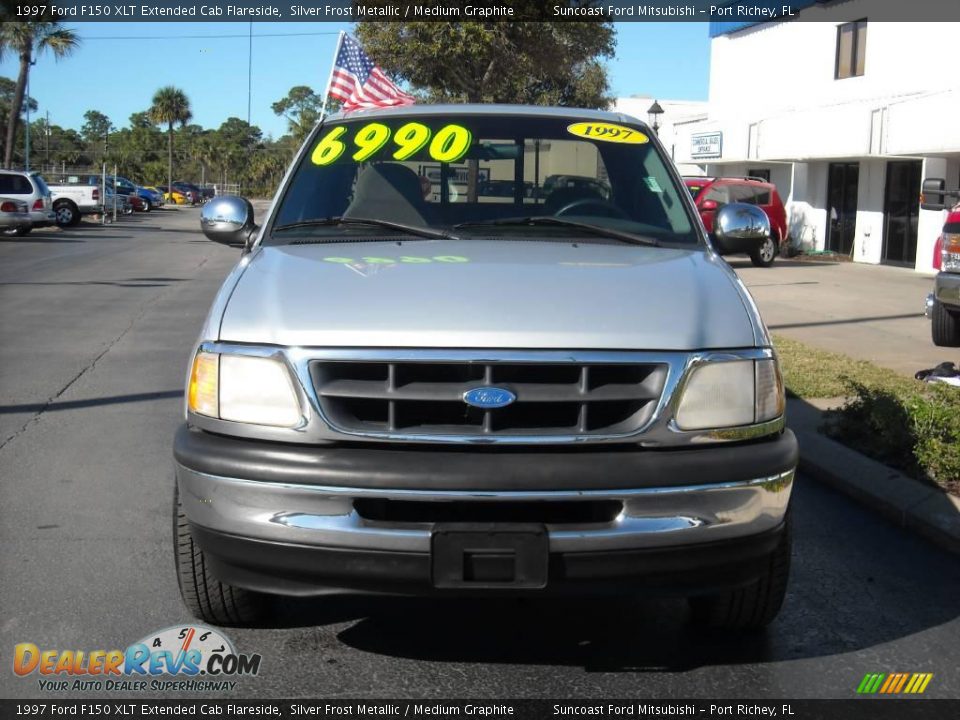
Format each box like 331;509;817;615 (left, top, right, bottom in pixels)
826;379;960;494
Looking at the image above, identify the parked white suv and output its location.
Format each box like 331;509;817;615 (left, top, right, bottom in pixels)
0;171;56;236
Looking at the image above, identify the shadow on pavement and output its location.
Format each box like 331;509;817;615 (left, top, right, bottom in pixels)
0;279;184;288
0;235;86;243
726;258;843;268
0;390;183;414
769;312;922;330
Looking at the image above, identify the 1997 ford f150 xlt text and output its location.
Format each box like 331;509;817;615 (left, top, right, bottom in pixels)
174;105;799;629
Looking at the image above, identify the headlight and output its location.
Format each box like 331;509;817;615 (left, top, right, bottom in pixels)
675;358;784;430
187;351;301;427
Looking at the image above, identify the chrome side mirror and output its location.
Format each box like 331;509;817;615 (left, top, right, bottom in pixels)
200;196;257;248
713;203;771;255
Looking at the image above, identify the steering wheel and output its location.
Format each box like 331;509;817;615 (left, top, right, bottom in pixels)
555;198;628;219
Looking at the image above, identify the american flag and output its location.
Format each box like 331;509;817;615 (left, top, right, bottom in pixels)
329;34;415;111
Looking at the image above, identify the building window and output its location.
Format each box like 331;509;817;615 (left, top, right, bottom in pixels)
835;20;867;79
748;168;771;182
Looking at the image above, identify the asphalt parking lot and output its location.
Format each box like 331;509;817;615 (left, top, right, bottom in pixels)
1;211;958;699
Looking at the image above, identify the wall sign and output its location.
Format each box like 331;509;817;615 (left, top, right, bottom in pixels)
691;132;723;159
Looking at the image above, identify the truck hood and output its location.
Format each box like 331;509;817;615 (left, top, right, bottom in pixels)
218;240;758;350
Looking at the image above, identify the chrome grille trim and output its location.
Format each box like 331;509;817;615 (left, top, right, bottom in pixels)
187;344;782;446
309;358;668;437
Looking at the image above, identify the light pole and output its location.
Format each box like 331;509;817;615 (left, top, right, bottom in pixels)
647;100;664;137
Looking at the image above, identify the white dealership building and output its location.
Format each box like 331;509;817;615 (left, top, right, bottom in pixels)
619;2;959;272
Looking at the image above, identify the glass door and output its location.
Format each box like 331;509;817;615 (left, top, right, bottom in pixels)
826;162;859;255
882;160;921;265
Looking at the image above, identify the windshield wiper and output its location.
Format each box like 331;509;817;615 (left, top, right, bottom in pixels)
273;216;458;240
453;216;659;247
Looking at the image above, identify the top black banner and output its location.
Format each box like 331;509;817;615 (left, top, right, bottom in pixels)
5;0;957;23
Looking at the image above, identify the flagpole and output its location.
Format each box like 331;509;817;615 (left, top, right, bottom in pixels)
319;30;345;123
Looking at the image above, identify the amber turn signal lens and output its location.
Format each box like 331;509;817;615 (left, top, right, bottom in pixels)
188;352;219;418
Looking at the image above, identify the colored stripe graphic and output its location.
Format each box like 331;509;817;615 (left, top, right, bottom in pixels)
879;674;895;694
857;673;933;694
857;673;885;694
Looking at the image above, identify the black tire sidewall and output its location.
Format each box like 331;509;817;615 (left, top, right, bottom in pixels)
54;203;79;227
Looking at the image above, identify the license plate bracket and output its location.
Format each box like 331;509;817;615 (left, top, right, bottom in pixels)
431;523;548;589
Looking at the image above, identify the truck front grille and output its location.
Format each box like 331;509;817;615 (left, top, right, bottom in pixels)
309;358;667;439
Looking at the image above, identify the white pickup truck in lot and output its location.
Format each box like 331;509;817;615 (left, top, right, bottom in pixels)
175;104;798;631
46;178;104;226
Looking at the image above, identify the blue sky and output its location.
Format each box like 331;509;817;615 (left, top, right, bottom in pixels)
0;22;710;139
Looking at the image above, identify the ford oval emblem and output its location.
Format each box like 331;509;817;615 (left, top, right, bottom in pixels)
463;387;516;409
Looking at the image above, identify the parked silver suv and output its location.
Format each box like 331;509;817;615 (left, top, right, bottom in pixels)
0;170;55;236
175;105;798;629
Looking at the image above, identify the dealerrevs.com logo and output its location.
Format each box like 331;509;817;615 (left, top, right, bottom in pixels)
13;625;262;692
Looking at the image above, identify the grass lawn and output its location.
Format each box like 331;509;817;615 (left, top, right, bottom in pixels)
772;334;920;399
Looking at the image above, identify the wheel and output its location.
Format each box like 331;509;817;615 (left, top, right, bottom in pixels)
54;202;81;227
932;299;960;347
2;225;30;236
750;235;778;267
141;199;152;213
173;483;268;626
689;510;791;631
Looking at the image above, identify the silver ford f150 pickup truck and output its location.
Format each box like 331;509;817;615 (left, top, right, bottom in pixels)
174;105;798;629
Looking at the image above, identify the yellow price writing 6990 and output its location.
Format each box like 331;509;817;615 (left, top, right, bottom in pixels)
312;122;472;166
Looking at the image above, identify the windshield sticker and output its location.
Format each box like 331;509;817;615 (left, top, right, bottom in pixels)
643;177;663;193
566;122;649;144
312;123;472;166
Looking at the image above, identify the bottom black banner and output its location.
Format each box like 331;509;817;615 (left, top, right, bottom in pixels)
2;700;959;720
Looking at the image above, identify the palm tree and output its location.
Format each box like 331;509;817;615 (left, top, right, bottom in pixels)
0;22;79;169
148;87;192;197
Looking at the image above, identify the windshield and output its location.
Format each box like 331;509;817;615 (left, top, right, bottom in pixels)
269;113;698;247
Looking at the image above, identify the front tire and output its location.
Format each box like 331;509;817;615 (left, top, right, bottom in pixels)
173;483;268;626
141;199;152;213
54;202;81;227
932;299;960;347
689;511;791;631
750;235;778;267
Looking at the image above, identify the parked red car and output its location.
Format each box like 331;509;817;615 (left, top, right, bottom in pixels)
684;176;788;267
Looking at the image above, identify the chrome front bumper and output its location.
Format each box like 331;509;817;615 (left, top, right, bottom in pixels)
176;464;794;555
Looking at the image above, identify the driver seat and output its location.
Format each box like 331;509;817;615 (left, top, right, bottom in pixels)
343;162;431;226
543;186;603;215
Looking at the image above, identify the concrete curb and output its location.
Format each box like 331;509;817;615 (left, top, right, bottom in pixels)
787;398;960;555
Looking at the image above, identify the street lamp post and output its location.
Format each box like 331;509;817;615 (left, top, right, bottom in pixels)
25;74;31;170
647;100;664;137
